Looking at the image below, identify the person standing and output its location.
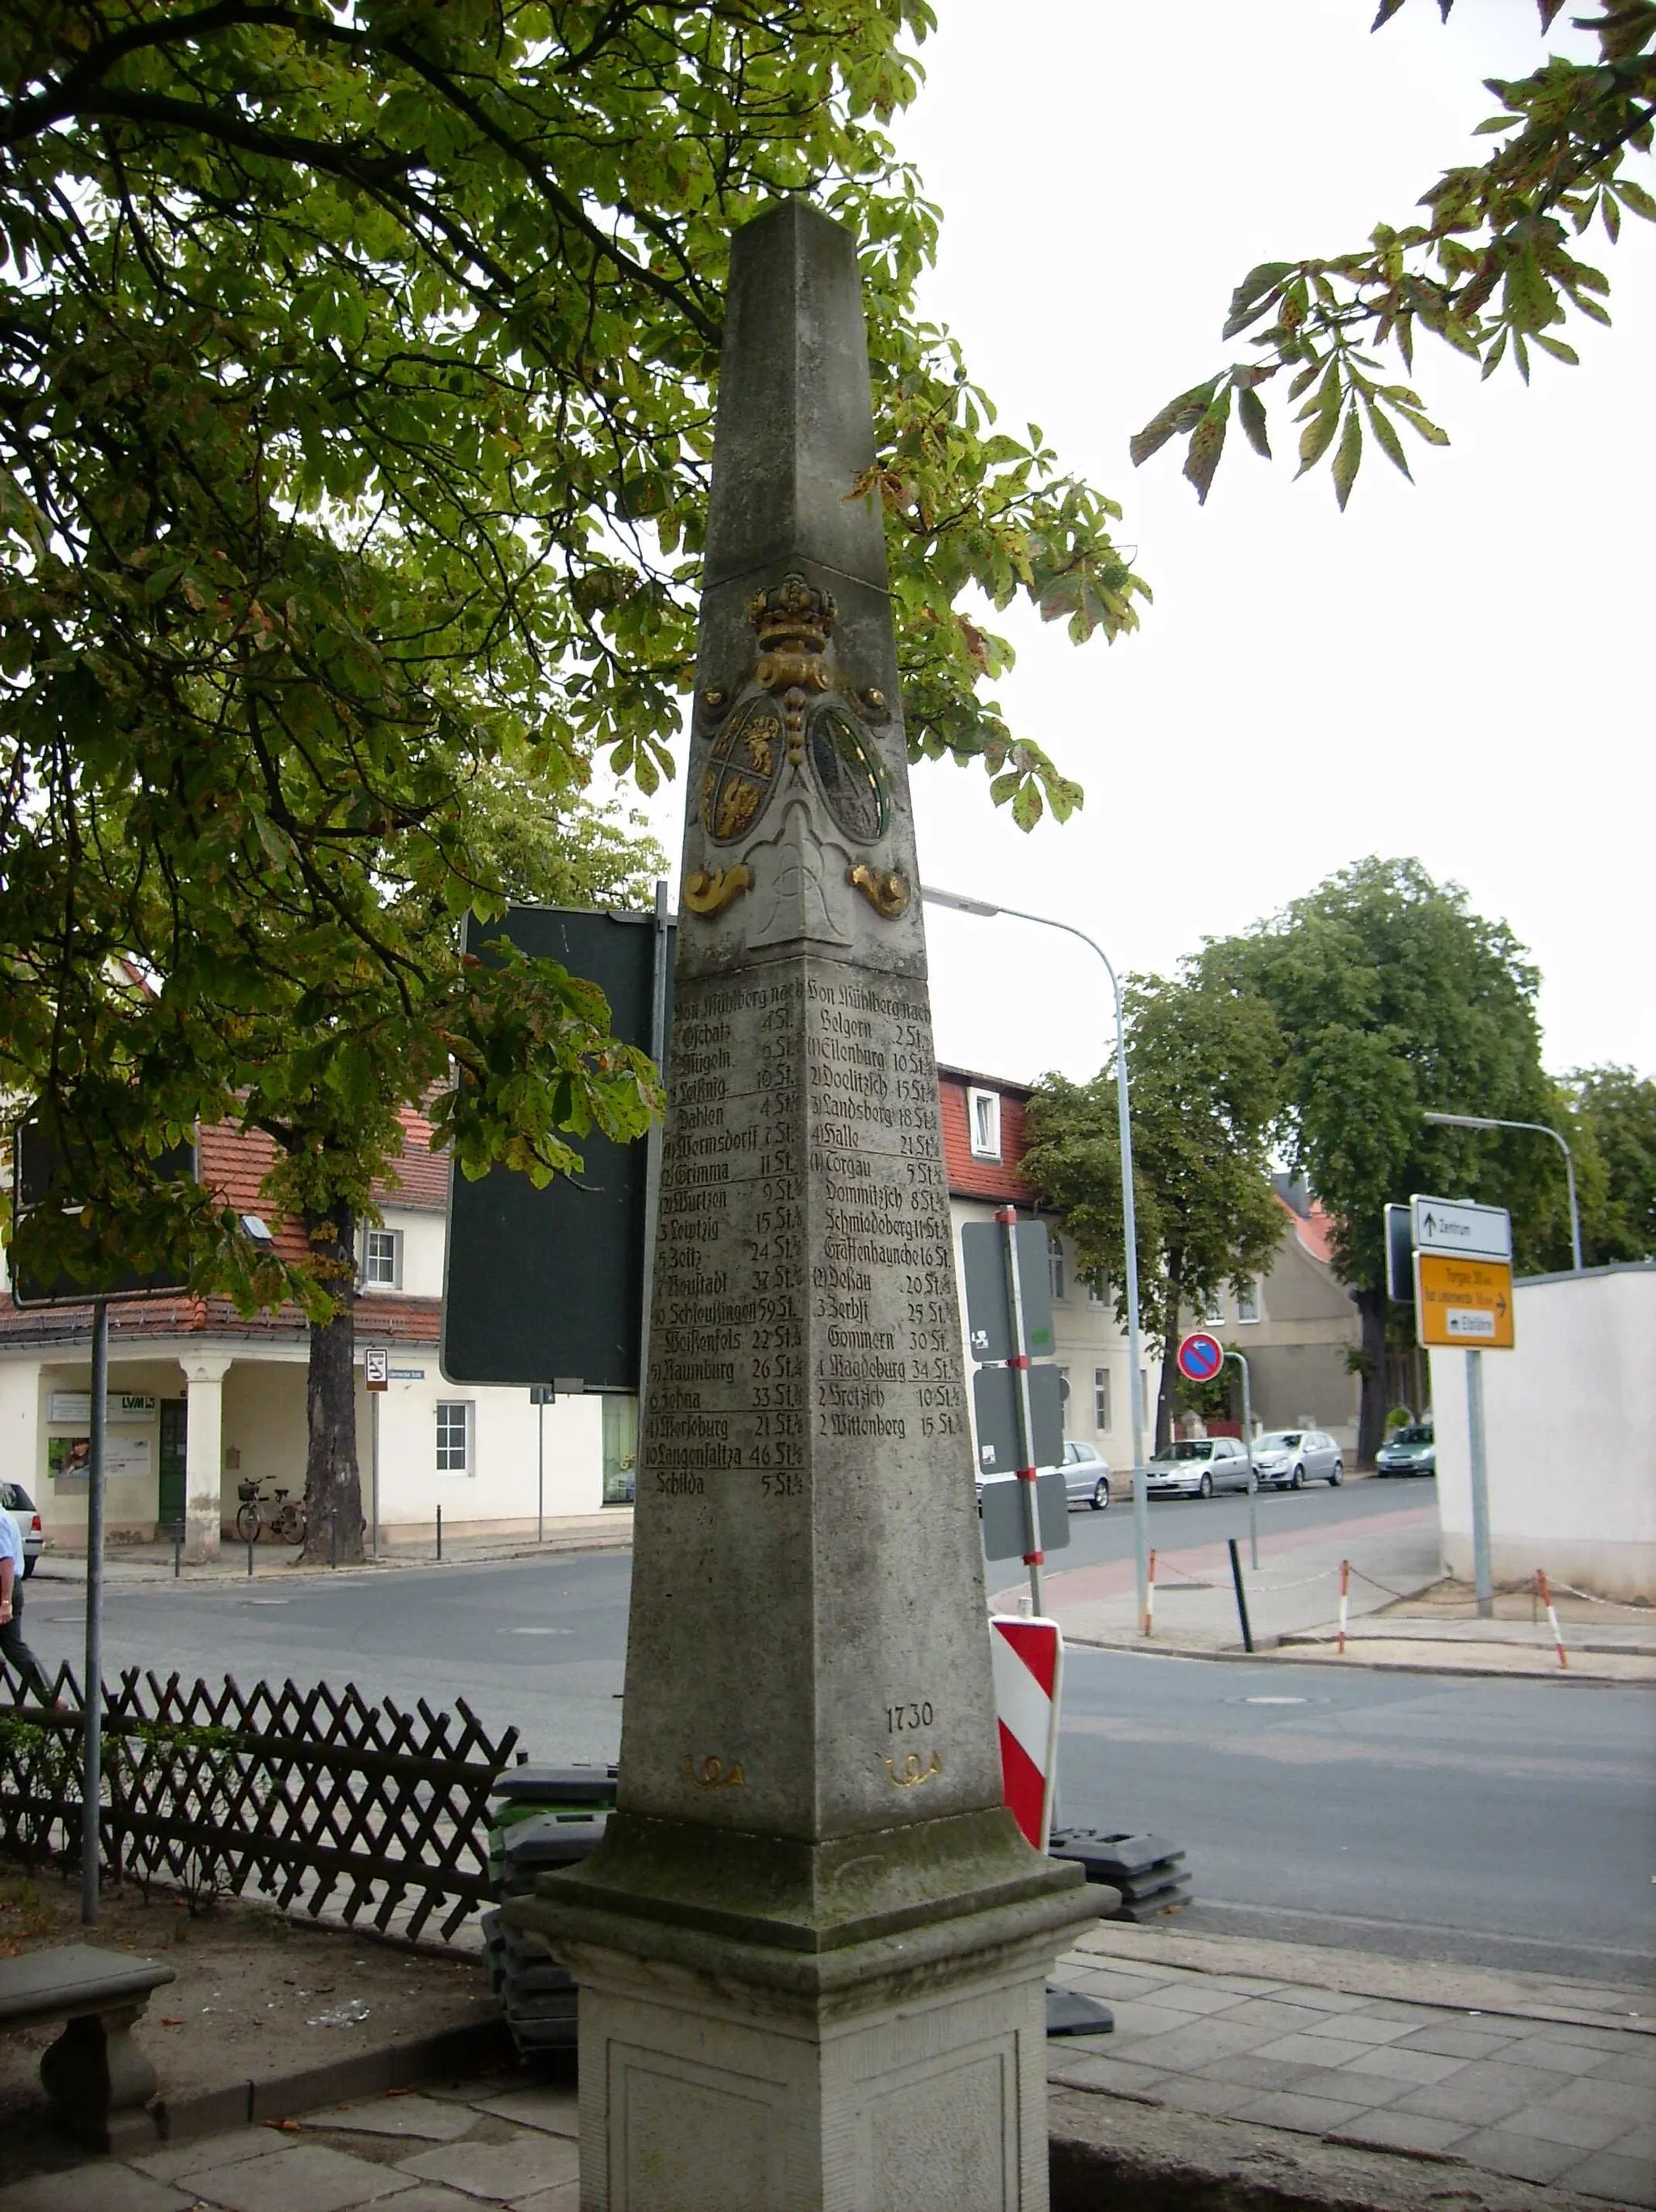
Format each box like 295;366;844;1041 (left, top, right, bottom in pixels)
0;1499;53;1703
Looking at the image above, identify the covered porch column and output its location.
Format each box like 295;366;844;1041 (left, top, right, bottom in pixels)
178;1354;233;1561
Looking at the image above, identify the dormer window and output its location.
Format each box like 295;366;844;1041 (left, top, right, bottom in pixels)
967;1087;1001;1161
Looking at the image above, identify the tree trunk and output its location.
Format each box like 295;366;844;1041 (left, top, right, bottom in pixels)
1154;1271;1182;1452
301;1203;365;1564
1354;1281;1389;1471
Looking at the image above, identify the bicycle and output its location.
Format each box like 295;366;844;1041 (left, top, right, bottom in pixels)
234;1480;307;1546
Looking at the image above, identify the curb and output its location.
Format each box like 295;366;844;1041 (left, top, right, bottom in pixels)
35;1533;633;1589
1062;1632;1650;1683
148;2014;515;2150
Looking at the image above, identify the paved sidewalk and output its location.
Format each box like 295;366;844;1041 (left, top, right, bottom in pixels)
1050;1923;1655;2207
1002;1502;1443;1652
7;1929;1650;2211
32;1513;632;1588
0;2076;581;2212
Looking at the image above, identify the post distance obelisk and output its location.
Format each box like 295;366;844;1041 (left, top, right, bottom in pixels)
516;199;1095;2212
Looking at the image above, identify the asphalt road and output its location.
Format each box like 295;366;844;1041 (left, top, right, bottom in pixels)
23;1481;1654;1990
1020;1465;1434;1577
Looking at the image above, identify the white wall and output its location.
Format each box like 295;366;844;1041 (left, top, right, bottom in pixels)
1431;1264;1656;1602
365;1363;605;1536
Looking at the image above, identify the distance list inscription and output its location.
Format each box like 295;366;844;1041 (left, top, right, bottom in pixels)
643;963;969;1501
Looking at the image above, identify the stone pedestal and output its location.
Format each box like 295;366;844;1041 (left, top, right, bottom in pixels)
511;199;1096;2211
553;1895;1080;2212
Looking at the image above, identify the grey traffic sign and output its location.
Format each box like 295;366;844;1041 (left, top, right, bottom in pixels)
970;1361;1063;1477
960;1220;1055;1362
979;1470;1071;1563
1411;1194;1512;1263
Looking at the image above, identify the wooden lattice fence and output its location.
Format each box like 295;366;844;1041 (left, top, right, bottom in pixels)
0;1661;518;1944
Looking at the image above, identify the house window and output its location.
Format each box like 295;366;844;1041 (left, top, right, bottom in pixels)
1094;1366;1111;1432
1058;1365;1071;1434
361;1227;402;1290
1087;1272;1109;1307
967;1087;1001;1161
1198;1289;1224;1326
1236;1278;1261;1323
436;1400;472;1475
1048;1235;1067;1302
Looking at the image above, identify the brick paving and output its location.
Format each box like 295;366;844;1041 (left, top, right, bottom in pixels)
1048;1941;1656;2206
2;1949;1650;2208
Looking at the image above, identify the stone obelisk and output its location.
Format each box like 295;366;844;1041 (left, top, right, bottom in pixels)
513;199;1096;2212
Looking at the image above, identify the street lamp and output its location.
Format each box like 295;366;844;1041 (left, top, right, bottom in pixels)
921;887;1151;1632
1422;1112;1582;1273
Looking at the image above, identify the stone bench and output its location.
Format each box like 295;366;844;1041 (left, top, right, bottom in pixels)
0;1943;175;2147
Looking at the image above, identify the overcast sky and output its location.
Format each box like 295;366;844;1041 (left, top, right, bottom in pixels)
636;2;1654;1089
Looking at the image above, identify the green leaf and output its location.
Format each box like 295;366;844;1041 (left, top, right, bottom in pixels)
1130;381;1219;468
1362;394;1413;480
1223;262;1295;340
1330;407;1363;509
1183;387;1231;504
1531;331;1579;365
1237;384;1272;459
1616;179;1656;223
1296;395;1342;475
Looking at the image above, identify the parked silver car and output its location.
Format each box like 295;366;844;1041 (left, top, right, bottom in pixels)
1143;1437;1254;1498
1059;1441;1111;1511
1376;1423;1434;1477
1252;1429;1343;1489
977;1439;1111;1513
1;1481;44;1577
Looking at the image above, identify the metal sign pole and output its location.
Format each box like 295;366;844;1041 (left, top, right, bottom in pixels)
1466;1349;1493;1618
537;1395;546;1544
370;1390;380;1560
81;1298;108;1927
1231;1349;1258;1568
998;1208;1046;1615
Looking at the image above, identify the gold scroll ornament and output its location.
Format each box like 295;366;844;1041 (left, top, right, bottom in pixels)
847;863;910;919
682;865;752;917
686;1754;746;1789
884;1750;942;1788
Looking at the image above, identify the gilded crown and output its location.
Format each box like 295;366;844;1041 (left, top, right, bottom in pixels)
748;573;836;654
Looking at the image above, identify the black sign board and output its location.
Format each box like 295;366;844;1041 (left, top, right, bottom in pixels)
9;1119;197;1307
440;903;673;1392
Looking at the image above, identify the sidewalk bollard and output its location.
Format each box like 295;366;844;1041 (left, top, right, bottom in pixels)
247;1528;255;1578
437;1502;442;1561
1143;1548;1157;1638
1227;1538;1254;1654
172;1523;183;1580
329;1509;338;1569
1337;1558;1350;1657
1537;1568;1569;1670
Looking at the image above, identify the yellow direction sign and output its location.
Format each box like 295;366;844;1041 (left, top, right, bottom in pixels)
1414;1252;1515;1351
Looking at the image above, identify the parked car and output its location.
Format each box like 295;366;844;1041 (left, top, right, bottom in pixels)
976;1440;1111;1514
1143;1437;1254;1498
1059;1441;1111;1512
1251;1430;1343;1489
1;1481;44;1577
1376;1423;1435;1478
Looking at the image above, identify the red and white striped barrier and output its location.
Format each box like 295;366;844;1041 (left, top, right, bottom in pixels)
1536;1568;1569;1670
1143;1547;1157;1638
1338;1558;1350;1657
990;1614;1063;1851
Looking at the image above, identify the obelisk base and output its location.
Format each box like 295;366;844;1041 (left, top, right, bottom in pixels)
523;1876;1098;2212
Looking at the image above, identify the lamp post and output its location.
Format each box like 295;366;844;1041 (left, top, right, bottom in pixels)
921;887;1150;1632
1422;1112;1582;1273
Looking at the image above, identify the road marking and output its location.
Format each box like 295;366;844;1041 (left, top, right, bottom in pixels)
503;1626;572;1636
1242;1695;1308;1705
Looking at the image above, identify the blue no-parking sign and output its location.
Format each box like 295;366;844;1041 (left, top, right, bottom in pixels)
1177;1331;1224;1384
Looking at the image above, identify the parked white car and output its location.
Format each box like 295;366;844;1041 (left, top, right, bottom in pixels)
1252;1429;1343;1489
1143;1437;1254;1498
